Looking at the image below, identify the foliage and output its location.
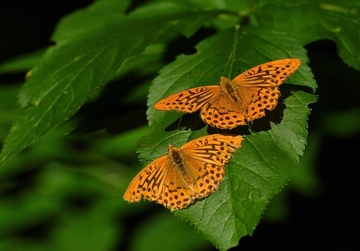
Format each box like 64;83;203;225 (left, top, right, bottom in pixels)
0;0;359;250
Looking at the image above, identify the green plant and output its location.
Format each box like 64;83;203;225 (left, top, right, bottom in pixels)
0;0;359;250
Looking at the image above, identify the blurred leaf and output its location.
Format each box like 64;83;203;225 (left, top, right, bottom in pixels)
51;206;119;251
96;125;150;156
254;0;360;70
116;44;166;80
262;190;290;222
129;0;221;37
0;238;44;251
0;1;218;162
0;49;45;74
130;210;211;251
323;108;360;136
0;85;21;139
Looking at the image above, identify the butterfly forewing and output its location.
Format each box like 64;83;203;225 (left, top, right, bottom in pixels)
123;156;168;203
233;58;301;87
232;59;300;123
154;86;220;113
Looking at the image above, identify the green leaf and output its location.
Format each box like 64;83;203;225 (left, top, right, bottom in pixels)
143;26;317;250
0;1;218;162
254;0;360;70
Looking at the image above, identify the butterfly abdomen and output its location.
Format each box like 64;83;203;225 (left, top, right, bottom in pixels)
168;145;194;187
168;145;184;167
219;77;240;103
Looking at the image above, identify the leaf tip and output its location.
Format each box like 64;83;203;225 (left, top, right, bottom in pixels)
25;69;33;79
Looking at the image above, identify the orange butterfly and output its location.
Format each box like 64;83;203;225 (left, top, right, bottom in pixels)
154;58;301;129
123;134;243;210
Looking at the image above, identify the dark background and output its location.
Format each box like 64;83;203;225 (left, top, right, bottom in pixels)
0;1;359;250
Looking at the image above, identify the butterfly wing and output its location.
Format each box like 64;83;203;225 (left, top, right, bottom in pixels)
246;86;281;121
123;155;169;203
231;58;301;123
181;134;243;198
232;58;301;87
154;86;220;113
199;93;248;129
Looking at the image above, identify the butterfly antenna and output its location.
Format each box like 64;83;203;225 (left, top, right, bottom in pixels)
222;51;233;77
176;116;183;130
248;122;253;133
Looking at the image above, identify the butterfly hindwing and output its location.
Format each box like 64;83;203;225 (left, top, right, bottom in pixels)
200;94;247;129
181;134;242;196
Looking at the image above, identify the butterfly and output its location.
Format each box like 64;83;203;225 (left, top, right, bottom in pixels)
154;58;301;129
123;134;243;210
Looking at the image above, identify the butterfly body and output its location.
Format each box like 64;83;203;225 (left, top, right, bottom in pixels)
168;145;196;190
154;58;301;129
124;134;243;209
220;76;241;103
